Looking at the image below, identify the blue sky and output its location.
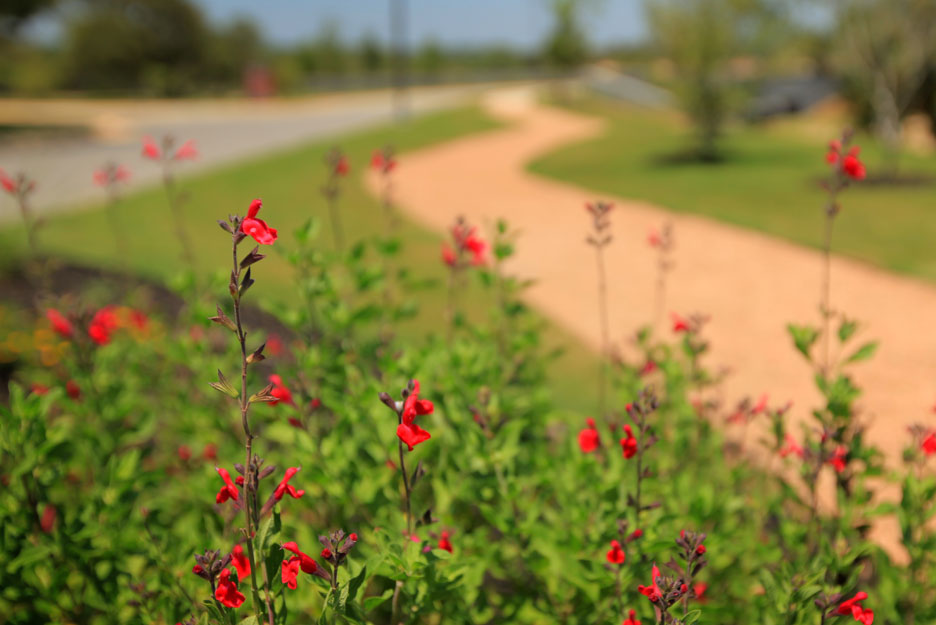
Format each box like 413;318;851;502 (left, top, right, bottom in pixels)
195;0;647;49
25;0;648;49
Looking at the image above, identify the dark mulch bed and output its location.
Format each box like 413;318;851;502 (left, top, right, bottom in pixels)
0;259;295;402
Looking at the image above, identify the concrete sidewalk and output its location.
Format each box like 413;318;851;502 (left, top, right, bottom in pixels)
0;84;491;223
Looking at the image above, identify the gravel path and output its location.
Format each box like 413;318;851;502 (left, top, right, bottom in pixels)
367;86;936;558
0;84;490;223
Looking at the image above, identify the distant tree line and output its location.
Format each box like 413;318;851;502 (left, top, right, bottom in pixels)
0;0;568;97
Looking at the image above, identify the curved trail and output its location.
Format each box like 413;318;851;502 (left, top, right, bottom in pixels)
367;87;936;557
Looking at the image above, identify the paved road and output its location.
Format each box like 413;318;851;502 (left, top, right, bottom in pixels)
0;84;489;223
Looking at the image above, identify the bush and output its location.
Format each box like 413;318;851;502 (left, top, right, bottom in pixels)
0;135;930;625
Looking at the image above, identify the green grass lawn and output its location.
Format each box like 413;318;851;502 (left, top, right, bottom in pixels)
530;97;936;282
0;106;601;411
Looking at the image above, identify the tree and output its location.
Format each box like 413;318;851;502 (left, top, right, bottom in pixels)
414;38;443;79
62;0;208;95
831;0;936;177
542;0;601;71
358;32;384;74
1;0;57;37
646;0;785;161
205;18;264;88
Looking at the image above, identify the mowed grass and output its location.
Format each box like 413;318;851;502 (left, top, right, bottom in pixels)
531;97;936;282
0;106;601;411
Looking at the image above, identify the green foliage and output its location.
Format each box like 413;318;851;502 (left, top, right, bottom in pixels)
1;103;932;625
530;96;936;283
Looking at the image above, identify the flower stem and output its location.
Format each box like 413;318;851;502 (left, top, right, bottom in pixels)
231;233;275;625
397;434;413;537
594;245;610;421
163;167;196;274
820;207;834;377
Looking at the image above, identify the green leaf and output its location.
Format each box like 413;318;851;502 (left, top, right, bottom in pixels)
838;318;858;343
347;564;367;601
257;508;281;554
844;341;878;364
787;323;819;360
238;617;259;625
363;588;394;611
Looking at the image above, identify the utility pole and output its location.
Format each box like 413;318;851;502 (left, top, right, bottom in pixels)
389;0;409;120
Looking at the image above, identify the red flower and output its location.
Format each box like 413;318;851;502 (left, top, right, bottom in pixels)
335;155;350;176
281;556;301;589
629;528;643;541
46;309;74;339
231;544;250;579
142;136;161;160
93;165;131;187
88;307;119;346
173;140;198;161
441;243;456;267
647;228;661;248
266;334;283;357
447;222;487;266
272;467;305;502
40;504;56;533
398;422;432;451
0;168;16;193
129;309;148;330
464;234;487;266
694;582;707;602
696;545;706;555
203;443;217;461
621;424;638;459
842;150;866;181
638;564;663;602
922;432;936;456
671;313;690;333
371;149;396;173
268;374;294;406
321;547;332;560
215;467;239;503
578;417;600;453
639;360;657;376
827;139;865;181
65;380;81;400
836;592;874;625
751;393;768;415
178;445;192;461
829;445;848;473
349;532;358;541
31;383;50;396
240;199;278;245
779;434;804;459
606;539;626;565
282;541;318;574
438;530;453;553
622;609;641;625
215;569;245;608
397;379;434;451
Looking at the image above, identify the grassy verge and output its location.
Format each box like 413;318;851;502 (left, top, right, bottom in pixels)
0;105;600;410
530;97;936;282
